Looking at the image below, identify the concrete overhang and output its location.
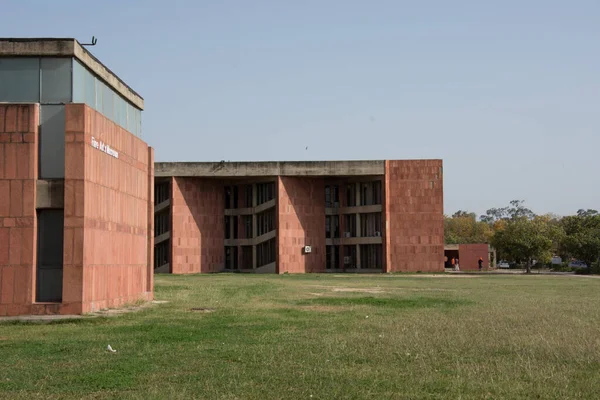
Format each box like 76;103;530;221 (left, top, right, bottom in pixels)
0;38;144;110
154;160;386;178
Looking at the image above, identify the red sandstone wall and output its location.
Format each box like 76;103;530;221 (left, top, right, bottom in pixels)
0;105;38;316
458;244;489;270
171;177;224;274
383;160;444;273
277;177;326;274
64;104;153;314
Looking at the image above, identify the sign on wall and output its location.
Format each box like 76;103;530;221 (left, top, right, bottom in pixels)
91;137;119;159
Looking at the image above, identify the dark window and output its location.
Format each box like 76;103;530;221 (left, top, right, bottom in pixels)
155;181;170;205
257;238;276;267
245;185;253;208
232;186;239;209
232;216;238;239
36;209;64;302
360;213;382;237
346;184;356;207
225;216;231;239
225;246;238;270
344;215;356;237
256;209;275;236
224;186;232;209
360;244;382;269
154;241;170;269
241;246;253;270
257;182;275;205
343;245;357;268
243;215;253;239
154;211;170;237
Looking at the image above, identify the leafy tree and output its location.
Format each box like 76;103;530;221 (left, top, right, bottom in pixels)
491;216;561;273
445;211;493;244
576;209;599;217
480;200;535;223
560;213;600;272
452;210;476;219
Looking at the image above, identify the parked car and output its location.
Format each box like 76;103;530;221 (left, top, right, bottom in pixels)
568;260;588;269
497;260;510;269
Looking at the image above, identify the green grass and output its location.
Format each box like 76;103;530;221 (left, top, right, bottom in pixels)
1;274;599;399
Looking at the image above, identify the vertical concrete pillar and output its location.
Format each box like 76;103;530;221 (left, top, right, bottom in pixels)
356;244;361;269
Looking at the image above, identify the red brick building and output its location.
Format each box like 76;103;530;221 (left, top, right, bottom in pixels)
0;39;154;316
444;244;495;270
154;160;444;274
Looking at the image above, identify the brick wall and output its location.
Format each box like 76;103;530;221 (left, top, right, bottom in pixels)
458;243;489;270
63;104;153;314
0;105;38;316
383;160;444;273
277;177;326;273
171;177;224;274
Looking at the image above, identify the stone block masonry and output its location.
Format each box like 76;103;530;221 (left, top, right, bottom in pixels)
0;104;39;316
170;177;224;274
277;177;326;273
63;104;154;314
383;160;444;273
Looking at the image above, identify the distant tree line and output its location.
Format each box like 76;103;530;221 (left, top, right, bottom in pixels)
445;201;600;274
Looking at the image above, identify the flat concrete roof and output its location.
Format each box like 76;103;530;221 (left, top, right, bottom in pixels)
155;160;386;177
0;38;143;110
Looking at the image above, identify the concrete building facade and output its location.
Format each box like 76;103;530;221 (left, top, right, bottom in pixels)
154;160;444;274
0;38;154;316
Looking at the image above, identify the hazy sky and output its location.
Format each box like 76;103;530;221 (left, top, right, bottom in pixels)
2;0;599;217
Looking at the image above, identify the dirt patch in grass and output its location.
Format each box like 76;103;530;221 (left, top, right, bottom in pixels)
297;305;349;312
297;296;472;309
190;308;216;313
332;288;387;294
386;274;479;278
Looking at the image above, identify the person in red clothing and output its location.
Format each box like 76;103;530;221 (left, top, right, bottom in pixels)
478;257;483;271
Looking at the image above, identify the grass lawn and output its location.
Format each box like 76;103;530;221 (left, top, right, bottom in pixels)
1;274;599;399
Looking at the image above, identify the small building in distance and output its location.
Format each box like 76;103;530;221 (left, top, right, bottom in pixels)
153;160;444;274
444;244;496;270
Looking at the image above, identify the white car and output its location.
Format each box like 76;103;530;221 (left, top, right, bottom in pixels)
497;261;510;269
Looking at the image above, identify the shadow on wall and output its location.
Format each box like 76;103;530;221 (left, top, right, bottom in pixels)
277;177;326;273
172;177;225;273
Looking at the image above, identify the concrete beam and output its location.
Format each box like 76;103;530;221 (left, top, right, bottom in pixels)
0;38;144;109
155;160;386;178
154;231;170;245
154;199;170;213
36;179;64;209
326;237;383;246
326;204;382;216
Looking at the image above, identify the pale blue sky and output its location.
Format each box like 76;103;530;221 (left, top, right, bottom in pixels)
2;0;599;217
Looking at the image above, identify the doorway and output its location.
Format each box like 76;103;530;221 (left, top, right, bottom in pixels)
36;209;64;302
444;249;459;269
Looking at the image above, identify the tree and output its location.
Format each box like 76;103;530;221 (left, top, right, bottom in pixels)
445;211;493;244
480;200;535;223
560;213;600;272
452;210;476;219
576;209;599;217
491;216;560;273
